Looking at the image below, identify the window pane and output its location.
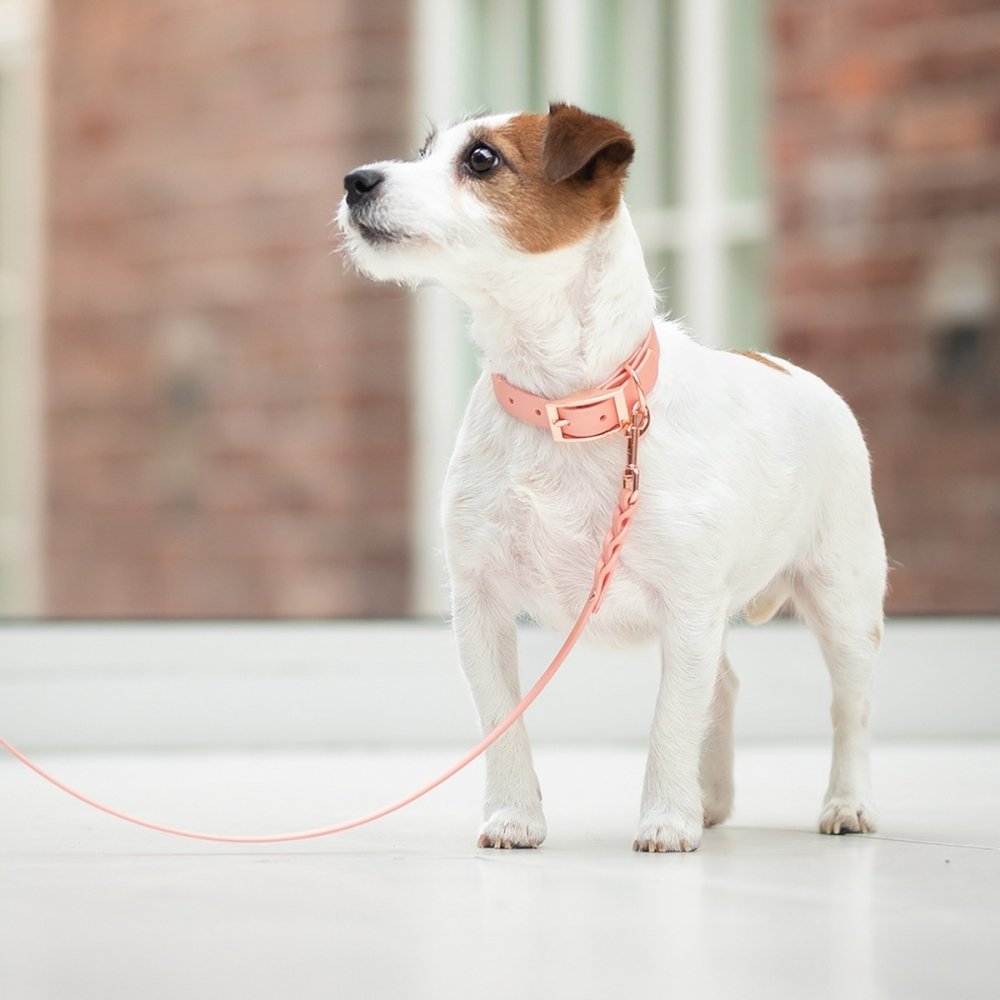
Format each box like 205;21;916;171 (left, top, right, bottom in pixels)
587;0;623;119
466;0;541;113
591;0;680;211
526;0;544;109
725;241;771;350
725;0;766;201
655;0;681;208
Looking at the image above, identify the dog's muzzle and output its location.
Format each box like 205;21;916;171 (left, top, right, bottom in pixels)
342;168;407;245
344;168;385;208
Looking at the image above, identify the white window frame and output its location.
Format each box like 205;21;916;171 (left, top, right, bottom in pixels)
410;0;769;615
0;0;45;615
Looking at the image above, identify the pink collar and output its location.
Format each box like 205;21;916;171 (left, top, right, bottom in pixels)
491;325;660;441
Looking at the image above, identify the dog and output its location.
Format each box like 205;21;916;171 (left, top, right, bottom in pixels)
338;103;887;852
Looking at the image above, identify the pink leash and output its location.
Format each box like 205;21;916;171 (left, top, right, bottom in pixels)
0;423;646;845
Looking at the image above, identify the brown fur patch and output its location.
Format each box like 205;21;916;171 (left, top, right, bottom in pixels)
729;350;791;375
869;623;883;648
541;103;635;183
468;106;634;254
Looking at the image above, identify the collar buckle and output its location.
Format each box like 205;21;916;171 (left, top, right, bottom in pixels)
544;384;632;442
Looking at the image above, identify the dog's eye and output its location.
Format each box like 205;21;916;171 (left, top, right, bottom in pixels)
466;143;500;175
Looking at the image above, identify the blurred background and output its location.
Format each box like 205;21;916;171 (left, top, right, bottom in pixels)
0;0;997;620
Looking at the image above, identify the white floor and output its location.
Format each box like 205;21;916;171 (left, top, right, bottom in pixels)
2;742;998;1000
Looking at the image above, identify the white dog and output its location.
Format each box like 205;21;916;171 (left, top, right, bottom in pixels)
338;104;887;852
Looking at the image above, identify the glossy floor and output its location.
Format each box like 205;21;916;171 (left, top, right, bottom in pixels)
2;742;998;999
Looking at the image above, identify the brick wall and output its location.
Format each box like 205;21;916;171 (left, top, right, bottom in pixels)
44;1;1000;618
44;0;413;616
770;0;1000;613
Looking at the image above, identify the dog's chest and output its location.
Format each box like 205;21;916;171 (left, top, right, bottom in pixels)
446;430;658;631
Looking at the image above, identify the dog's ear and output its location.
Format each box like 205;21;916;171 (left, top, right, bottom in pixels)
541;103;635;184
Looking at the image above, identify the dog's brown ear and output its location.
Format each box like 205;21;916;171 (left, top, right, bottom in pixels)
541;103;635;184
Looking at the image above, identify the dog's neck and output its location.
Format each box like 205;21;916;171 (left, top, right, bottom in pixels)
455;205;657;398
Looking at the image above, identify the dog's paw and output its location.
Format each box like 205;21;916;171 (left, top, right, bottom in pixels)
477;808;547;850
632;813;703;853
819;797;878;835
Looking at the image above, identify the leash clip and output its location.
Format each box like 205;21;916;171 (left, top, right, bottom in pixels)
621;402;648;492
620;362;650;492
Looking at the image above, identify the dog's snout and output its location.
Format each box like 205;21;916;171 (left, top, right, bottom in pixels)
344;168;385;208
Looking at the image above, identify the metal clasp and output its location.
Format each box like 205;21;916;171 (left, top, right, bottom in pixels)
621;398;649;491
544;384;632;442
620;362;651;490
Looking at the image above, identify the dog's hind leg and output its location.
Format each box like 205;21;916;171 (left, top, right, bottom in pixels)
793;522;886;835
451;580;546;849
700;652;739;828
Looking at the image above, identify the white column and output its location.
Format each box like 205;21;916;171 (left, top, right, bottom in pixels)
0;0;45;614
679;0;725;346
410;0;470;616
542;0;587;103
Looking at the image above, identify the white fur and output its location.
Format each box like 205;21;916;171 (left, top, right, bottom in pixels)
339;115;887;851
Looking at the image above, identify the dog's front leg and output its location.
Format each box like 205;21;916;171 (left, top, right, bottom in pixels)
634;616;726;853
452;583;546;849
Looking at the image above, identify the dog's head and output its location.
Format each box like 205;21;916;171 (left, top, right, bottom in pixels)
337;104;635;289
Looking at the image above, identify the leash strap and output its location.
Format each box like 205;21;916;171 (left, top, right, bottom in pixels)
0;418;647;845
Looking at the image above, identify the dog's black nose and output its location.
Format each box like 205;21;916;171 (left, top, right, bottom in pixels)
344;169;385;208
